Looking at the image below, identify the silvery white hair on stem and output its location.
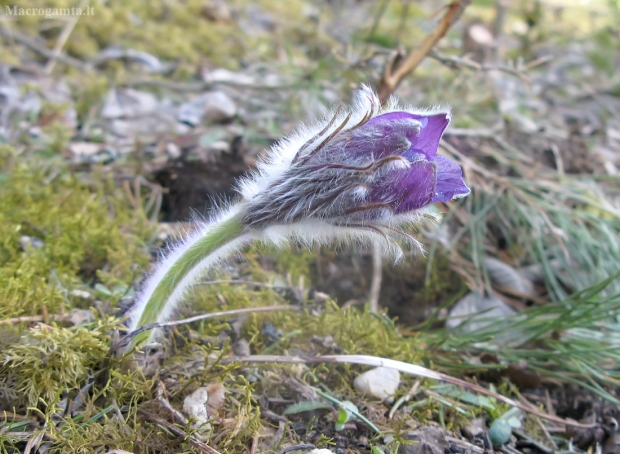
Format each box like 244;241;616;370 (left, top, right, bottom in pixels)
126;84;470;349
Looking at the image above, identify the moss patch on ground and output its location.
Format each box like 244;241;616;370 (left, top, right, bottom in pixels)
0;147;152;319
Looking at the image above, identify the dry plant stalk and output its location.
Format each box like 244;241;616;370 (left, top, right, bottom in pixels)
378;0;471;102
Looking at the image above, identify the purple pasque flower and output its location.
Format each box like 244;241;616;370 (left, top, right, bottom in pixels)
126;86;469;345
238;85;469;252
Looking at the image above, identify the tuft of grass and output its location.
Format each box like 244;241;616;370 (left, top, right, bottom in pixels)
423;271;620;403
433;138;620;301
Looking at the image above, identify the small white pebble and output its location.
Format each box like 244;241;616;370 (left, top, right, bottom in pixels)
69;289;94;300
183;387;210;420
353;367;400;403
182;387;213;440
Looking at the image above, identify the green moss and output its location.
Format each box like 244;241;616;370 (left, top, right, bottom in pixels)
0;151;152;318
1;319;114;406
190;275;428;363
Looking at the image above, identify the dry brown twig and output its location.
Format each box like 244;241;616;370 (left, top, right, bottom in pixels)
0;22;90;71
137;409;221;454
0;314;73;325
377;0;471;102
43;2;84;75
113;305;297;351
155;382;188;425
389;379;421;419
277;445;316;454
368;240;383;313
427;51;552;84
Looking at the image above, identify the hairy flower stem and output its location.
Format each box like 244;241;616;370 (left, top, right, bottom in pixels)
127;212;249;350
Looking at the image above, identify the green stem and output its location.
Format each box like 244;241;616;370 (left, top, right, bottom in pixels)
127;213;247;350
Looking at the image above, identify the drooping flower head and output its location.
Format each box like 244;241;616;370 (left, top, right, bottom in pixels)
238;85;469;254
126;85;470;345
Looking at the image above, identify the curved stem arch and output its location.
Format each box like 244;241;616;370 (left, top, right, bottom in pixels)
127;212;250;350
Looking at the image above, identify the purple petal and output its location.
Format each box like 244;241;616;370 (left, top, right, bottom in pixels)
407;113;450;159
368;160;437;213
367;111;450;160
395;161;437;212
431;155;470;203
